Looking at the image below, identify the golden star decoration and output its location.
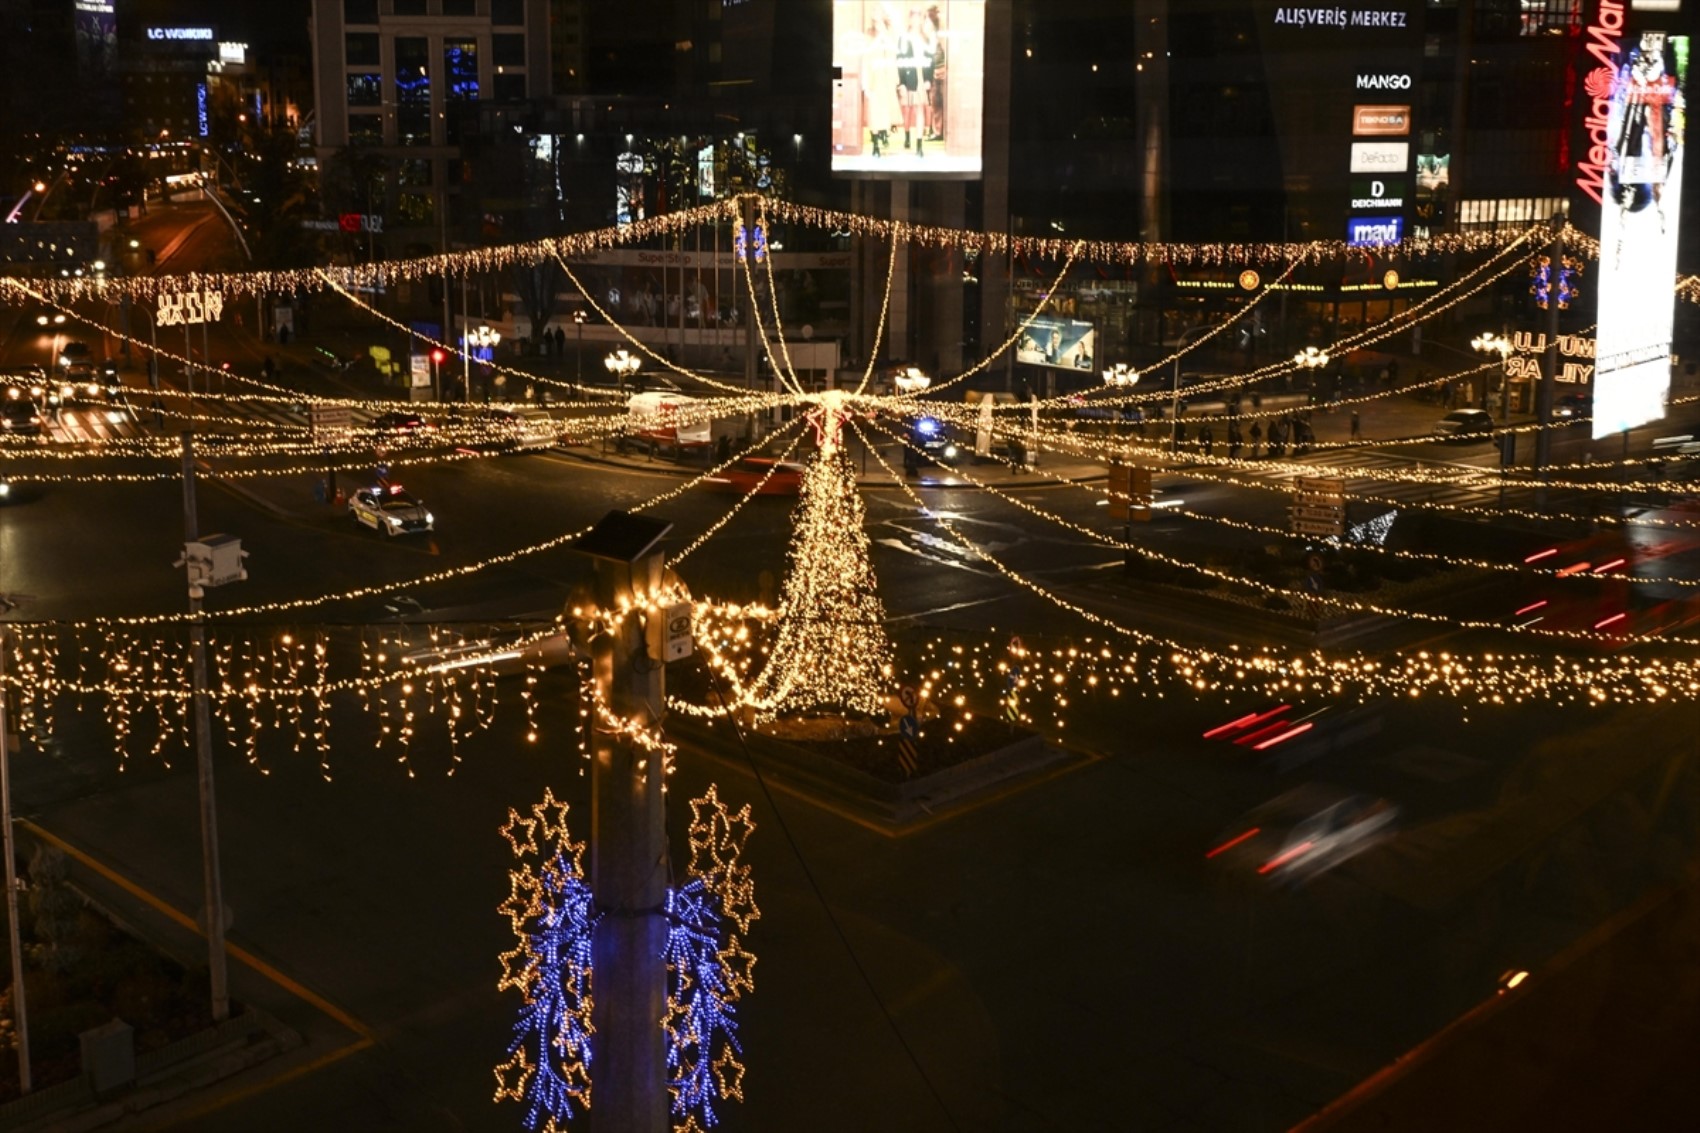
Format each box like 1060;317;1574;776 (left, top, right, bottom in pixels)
717;937;757;1000
531;786;572;843
500;806;540;857
498;863;543;933
492;1046;533;1102
496;942;539;996
712;1049;747;1103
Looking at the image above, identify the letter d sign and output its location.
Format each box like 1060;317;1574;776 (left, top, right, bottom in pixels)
1371;180;1385;197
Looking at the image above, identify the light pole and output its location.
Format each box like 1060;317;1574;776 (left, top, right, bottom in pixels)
1472;331;1514;421
893;365;931;394
466;326;501;403
1;623;32;1094
573;309;588;393
605;349;641;390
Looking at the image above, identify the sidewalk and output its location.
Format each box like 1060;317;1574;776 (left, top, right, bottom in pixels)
1294;865;1700;1132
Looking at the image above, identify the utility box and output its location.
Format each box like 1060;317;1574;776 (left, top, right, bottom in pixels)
80;1017;135;1098
185;534;248;588
661;601;693;662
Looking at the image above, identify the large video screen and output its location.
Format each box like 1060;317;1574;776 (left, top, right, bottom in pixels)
831;0;984;178
1015;316;1097;373
1593;30;1688;439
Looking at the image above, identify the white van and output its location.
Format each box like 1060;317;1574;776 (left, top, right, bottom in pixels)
624;391;711;454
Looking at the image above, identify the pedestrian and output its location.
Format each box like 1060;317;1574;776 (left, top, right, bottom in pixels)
1199;423;1214;456
1350;409;1361;441
1249;420;1263;457
261;355;275;381
553;326;566;357
1443;382;1454;409
1174;420;1188;451
313;477;327;505
1227;420;1242;458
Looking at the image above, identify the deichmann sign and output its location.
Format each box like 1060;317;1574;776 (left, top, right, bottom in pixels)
1350;177;1405;207
1349;141;1409;172
1353;104;1411;135
1346;215;1404;245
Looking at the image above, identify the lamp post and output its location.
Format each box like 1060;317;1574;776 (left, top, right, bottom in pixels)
573;309;588;393
893;366;931;394
466;326;501;402
1472;331;1514;421
1102;362;1139;390
1;622;31;1094
605;348;641;390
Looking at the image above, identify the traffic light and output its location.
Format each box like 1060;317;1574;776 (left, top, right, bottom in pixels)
430;349;447;365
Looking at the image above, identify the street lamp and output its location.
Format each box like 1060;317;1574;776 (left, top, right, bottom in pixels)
573;309;588;391
1293;345;1330;371
1472;331;1514;421
1101;362;1139;389
893;366;931;394
604;348;641;389
465;325;501;403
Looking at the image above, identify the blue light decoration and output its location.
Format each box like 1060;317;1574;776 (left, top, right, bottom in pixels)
196;83;209;138
665;785;759;1129
1530;254;1582;310
494;789;597;1130
732;222;768;264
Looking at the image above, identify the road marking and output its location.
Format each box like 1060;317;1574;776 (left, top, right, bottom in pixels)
21;819;375;1042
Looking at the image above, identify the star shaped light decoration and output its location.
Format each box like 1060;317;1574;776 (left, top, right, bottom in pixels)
664;785;758;1129
495;789;597;1131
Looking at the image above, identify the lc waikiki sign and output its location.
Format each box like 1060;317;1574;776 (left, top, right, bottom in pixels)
1574;1;1629;205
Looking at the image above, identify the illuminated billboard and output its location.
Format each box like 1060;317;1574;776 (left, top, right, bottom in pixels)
831;0;984;178
1589;26;1688;439
1015;316;1097;373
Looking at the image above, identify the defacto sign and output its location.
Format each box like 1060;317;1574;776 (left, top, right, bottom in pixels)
1349;141;1410;172
1346;216;1404;245
1350;177;1406;207
1353;104;1411;135
146;27;214;41
1355;72;1413;90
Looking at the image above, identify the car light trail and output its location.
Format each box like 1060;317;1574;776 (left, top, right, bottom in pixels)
1524;548;1558;563
1514;600;1548;616
1251;721;1314;750
1591;559;1627;573
1258;840;1315;875
1205;828;1262;859
1592;613;1627;630
1203;704;1290;739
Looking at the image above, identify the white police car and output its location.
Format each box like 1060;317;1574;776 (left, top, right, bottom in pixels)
349;483;434;536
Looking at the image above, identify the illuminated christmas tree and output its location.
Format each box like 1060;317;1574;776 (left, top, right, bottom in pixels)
756;402;894;719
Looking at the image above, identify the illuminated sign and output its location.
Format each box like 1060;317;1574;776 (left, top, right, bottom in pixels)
157;290;224;327
1346;215;1404;245
1591;27;1688;439
1355;72;1413;89
73;1;113;11
1272;7;1409;27
1574;0;1628;205
1415;153;1450;197
831;0;985;178
1238;269;1262;290
219;42;247;65
147;27;215;41
1352;104;1411;135
1350;177;1406;207
1014;316;1097;372
1349;141;1409;172
196;83;209;137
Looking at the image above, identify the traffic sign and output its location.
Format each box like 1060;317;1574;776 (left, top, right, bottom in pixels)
309;404;353;437
1293;520;1346;537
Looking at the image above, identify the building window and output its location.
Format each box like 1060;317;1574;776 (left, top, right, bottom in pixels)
444;39;479;100
393;0;428;16
348;113;383;145
343;0;378;24
492;0;525;26
1519;0;1582;35
494;72;527;102
442;0;477;14
346;72;382;107
396;189;436;226
395;36;431;145
398;158;434;186
493;33;526;68
345;32;380;66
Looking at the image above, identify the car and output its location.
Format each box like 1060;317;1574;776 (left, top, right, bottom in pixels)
56;340;91;370
704;457;807;496
1435;408;1494;441
1205;784;1398;885
369;410;433;434
0;396;43;436
1555;392;1592;419
349;483;435;536
480;407;557;452
904;415;961;467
